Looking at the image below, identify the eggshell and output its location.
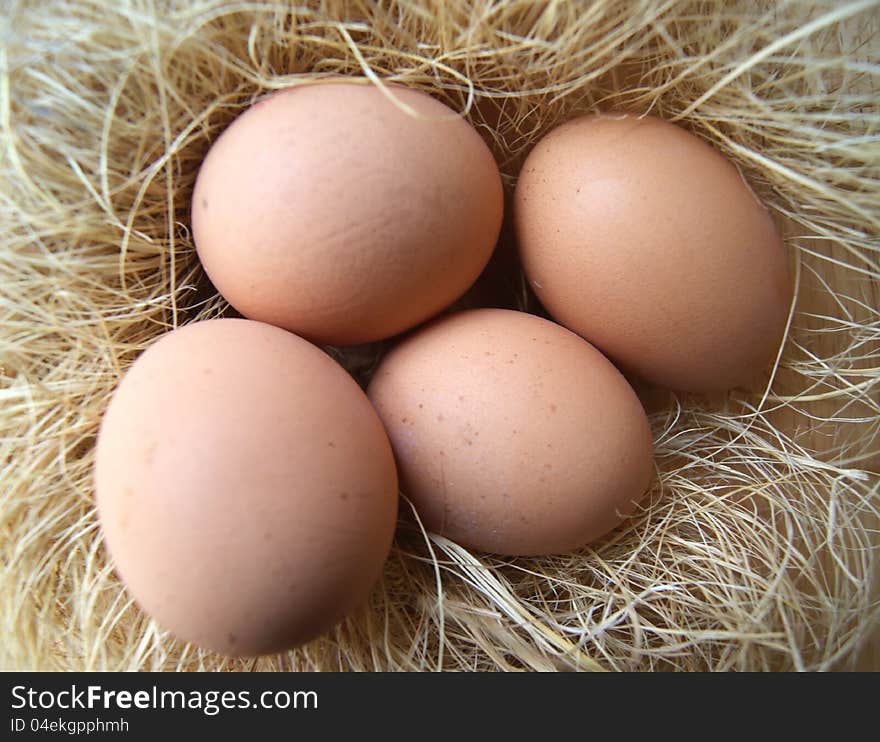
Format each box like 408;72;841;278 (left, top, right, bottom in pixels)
93;319;398;656
514;114;792;393
367;308;653;556
192;82;503;346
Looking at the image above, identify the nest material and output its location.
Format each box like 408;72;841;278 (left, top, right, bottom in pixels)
1;0;878;671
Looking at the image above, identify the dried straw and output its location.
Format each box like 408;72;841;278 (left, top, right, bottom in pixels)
1;0;878;671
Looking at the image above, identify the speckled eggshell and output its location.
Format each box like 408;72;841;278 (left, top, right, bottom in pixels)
514;114;792;393
367;308;654;556
93;319;398;657
192;82;503;346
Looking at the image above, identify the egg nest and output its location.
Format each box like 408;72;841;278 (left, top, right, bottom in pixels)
2;0;878;671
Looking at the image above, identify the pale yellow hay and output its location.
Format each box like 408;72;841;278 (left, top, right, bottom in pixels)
1;0;878;671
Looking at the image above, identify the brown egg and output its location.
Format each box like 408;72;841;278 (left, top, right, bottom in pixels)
93;319;398;656
192;82;503;346
514;114;792;393
367;309;653;556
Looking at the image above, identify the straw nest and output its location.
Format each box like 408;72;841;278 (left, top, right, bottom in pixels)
2;0;878;671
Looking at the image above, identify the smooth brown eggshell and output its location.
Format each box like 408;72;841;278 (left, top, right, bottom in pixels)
514;114;792;393
94;319;398;656
192;82;503;346
367;308;654;556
